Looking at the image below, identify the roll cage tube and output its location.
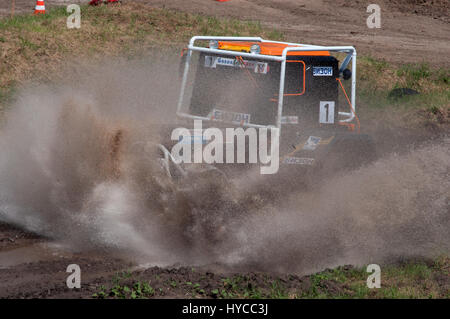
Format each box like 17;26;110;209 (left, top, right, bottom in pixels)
176;36;357;130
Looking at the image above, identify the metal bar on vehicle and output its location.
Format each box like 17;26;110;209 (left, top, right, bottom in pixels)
176;49;193;115
339;53;353;75
277;59;287;129
189;36;263;47
338;51;357;123
187;46;285;62
280;46;357;123
180;36;288;129
282;46;356;54
350;50;357;120
178;36;358;128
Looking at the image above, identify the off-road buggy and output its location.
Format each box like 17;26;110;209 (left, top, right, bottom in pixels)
145;37;376;245
156;36;375;190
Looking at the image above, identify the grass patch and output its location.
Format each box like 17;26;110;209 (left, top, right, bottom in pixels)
93;281;155;299
354;56;449;128
357;56;449;106
298;256;449;299
92;257;449;299
397;63;432;87
0;3;284;110
0;7;68;30
0;3;283;85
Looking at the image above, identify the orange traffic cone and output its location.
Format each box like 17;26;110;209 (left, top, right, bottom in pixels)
34;0;46;14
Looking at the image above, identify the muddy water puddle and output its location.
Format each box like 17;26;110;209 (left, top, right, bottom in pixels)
0;243;73;269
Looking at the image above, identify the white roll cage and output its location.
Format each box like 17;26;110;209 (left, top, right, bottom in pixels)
176;36;357;130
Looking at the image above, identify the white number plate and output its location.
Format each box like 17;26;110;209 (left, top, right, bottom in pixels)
319;101;335;124
313;66;333;76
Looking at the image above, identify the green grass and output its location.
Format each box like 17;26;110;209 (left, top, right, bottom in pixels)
296;257;449;299
352;55;449;127
93;281;155;299
357;56;449;109
396;63;432;88
92;256;449;299
0;7;68;30
93;270;156;299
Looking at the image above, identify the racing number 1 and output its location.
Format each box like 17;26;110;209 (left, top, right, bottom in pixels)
319;101;335;124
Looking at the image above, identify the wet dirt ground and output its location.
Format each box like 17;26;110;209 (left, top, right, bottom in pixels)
1;222;448;299
0;222;133;298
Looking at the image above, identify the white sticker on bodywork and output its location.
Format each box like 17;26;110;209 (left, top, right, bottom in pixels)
204;56;268;74
281;116;299;124
254;62;269;74
319;101;335;124
302;136;321;150
313;66;333;76
283;157;315;165
208;109;251;125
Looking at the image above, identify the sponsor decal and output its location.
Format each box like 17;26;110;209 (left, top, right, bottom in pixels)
204;56;268;74
282;157;315;165
208;109;251;125
255;62;269;74
281;116;299;124
313;66;333;76
302;136;321;150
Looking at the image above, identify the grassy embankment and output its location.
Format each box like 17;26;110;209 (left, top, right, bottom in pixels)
92;256;449;299
0;3;282;113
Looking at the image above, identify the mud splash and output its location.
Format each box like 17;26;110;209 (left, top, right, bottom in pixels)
232;140;449;273
0;60;448;274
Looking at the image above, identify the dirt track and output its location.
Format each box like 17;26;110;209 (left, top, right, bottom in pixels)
1;0;449;66
138;0;450;67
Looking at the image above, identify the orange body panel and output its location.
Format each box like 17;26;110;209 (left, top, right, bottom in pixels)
217;41;330;56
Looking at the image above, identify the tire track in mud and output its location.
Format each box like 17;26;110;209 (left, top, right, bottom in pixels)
137;0;450;67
